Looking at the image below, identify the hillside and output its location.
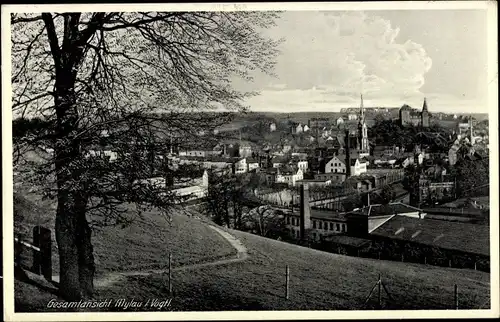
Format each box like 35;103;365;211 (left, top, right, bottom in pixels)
13;191;490;312
93;226;490;311
13;192;236;278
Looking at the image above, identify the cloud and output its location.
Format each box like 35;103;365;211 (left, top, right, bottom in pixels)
245;11;440;110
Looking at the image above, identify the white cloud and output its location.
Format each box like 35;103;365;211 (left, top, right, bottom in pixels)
245;11;447;111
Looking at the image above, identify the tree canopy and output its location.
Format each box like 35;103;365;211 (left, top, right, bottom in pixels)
11;11;282;300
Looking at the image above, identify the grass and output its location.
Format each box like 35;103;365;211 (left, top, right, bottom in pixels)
90;228;490;311
14;191;235;277
13;192;491;312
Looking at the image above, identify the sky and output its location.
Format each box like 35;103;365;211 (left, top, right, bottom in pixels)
237;9;490;114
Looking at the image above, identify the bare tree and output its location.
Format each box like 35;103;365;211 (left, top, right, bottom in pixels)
11;11;281;300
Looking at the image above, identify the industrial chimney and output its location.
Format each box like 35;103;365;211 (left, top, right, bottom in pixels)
300;183;311;241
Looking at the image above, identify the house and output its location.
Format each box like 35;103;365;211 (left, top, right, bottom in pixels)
296;123;304;134
272;156;288;168
303;124;310;132
394;156;414;168
87;150;118;162
292;159;308;171
374;156;398;168
270;122;277;132
348;113;358;121
247;158;260;172
239;145;253;158
276;168;304;187
336;117;345;126
350;158;367;176
234;158;248;174
325;155;346;174
282;145;292;154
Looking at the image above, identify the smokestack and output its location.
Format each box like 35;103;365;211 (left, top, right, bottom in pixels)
300;183;311;241
345;130;351;177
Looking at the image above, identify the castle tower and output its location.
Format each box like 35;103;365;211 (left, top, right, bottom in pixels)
421;97;429;128
358;94;369;153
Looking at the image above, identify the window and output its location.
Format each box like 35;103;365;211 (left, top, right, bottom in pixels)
286;216;290;225
313;221;316;229
330;223;334;230
334;169;337;173
318;221;322;229
325;223;328;231
342;224;346;232
336;223;340;231
312;232;316;240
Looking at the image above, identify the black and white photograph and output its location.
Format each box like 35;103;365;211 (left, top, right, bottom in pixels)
2;2;498;321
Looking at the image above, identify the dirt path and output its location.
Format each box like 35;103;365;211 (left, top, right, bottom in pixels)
51;224;249;289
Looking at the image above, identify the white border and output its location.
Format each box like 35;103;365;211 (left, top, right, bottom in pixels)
2;2;499;321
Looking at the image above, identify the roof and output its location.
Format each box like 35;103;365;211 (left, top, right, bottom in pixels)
296;178;330;183
323;235;372;248
348;202;420;217
371;216;489;256
289;209;348;221
350;159;358;166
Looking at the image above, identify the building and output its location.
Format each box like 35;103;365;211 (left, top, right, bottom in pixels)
308;118;330;130
234;158;248;174
239;145;253;158
314;172;347;183
325;156;367;176
296;123;304;134
357;94;370;154
295;178;332;188
270;122;277;132
247;158;260;172
348;113;358;121
399;98;430;127
276;168;304;187
303;124;310;132
336;117;345;127
350;158;368;176
325;155;346;174
293;159;308;171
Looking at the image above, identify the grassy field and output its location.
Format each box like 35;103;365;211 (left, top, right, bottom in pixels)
13;191;236;276
90;228;490;311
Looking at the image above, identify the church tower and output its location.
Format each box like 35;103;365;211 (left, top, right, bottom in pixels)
358;94;369;153
421;97;429;128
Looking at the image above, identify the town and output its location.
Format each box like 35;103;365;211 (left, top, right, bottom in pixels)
9;7;493;315
55;95;490;271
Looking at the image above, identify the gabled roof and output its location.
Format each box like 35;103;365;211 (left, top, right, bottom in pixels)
371;216;489;256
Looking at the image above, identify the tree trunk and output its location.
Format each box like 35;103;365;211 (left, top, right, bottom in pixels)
53;73;95;300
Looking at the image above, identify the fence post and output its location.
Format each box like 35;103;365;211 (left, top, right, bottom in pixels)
401;253;404;262
474;262;477;271
424;257;427;265
285;265;290;300
15;233;22;267
168;253;172;294
449;259;452;268
33;226;52;280
454;284;459;310
378;274;382;308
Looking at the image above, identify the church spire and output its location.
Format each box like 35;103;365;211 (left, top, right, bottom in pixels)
422;97;428;112
359;93;364;121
